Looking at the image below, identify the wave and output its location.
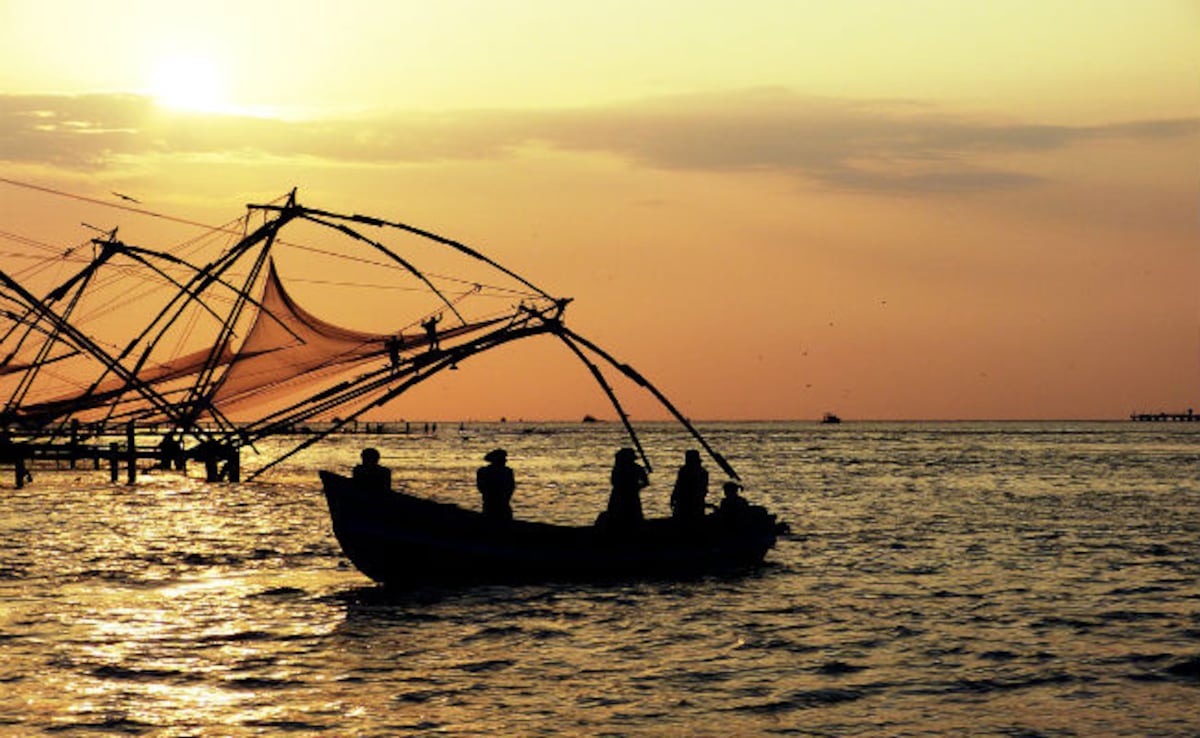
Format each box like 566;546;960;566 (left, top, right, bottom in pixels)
728;687;871;713
912;671;1081;696
1164;655;1200;680
44;716;158;734
90;664;203;685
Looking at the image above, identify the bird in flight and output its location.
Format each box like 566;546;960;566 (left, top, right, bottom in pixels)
111;191;141;204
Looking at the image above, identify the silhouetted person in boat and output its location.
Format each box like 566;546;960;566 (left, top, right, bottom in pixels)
670;449;709;524
717;481;750;521
605;447;648;531
421;313;442;353
353;447;392;492
476;448;515;522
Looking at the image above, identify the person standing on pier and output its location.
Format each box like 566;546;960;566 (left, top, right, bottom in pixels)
157;433;182;470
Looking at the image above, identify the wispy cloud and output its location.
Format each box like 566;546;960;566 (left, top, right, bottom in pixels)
2;90;1195;193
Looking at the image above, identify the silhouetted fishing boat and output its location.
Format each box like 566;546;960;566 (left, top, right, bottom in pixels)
3;186;784;583
320;471;782;586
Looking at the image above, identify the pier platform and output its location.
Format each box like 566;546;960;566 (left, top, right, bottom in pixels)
1;424;240;488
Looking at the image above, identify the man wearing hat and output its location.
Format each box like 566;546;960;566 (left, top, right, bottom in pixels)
477;448;515;522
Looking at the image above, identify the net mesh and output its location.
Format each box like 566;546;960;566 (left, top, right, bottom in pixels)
11;260;505;424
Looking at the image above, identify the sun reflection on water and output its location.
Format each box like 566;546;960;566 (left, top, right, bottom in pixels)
35;567;354;735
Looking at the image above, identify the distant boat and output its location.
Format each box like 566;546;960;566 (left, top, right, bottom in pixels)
581;414;599;423
1129;409;1197;422
821;412;842;424
320;471;783;587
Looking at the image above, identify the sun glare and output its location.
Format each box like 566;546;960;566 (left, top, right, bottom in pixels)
149;55;225;112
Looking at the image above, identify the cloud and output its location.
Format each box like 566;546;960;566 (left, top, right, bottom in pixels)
1;90;1195;194
515;91;1196;192
0;94;155;167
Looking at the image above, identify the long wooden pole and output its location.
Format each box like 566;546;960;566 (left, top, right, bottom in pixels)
125;420;136;485
555;332;652;474
559;327;740;482
0;272;193;431
252;204;555;301
300;214;468;325
5;247;106;412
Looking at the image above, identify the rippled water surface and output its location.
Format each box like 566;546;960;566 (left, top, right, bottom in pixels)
2;421;1198;736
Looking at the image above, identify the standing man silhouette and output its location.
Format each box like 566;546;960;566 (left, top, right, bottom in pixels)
477;448;515;522
670;449;709;524
606;447;649;530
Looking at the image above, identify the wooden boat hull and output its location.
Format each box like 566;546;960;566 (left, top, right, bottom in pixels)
319;471;781;586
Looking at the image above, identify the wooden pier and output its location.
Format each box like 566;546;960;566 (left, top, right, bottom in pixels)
1129;409;1197;422
1;422;240;488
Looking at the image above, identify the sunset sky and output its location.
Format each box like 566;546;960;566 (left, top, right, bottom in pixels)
1;0;1197;421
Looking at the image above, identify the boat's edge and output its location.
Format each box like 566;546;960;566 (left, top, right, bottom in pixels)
319;470;780;587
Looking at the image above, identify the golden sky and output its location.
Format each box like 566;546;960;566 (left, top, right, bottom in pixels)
1;0;1197;420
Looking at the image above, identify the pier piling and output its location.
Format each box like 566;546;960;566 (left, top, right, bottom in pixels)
1;429;243;488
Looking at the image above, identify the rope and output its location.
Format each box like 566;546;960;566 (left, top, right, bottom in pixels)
0;175;229;231
1;176;544;300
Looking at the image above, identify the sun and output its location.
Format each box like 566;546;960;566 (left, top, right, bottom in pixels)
148;55;226;112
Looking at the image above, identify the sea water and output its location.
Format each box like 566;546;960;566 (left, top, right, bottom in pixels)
1;421;1197;736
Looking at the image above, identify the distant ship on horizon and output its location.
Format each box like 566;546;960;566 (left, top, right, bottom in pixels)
1130;409;1196;422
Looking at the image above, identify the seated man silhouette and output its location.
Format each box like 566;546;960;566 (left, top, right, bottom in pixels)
353;447;392;492
717;481;750;520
